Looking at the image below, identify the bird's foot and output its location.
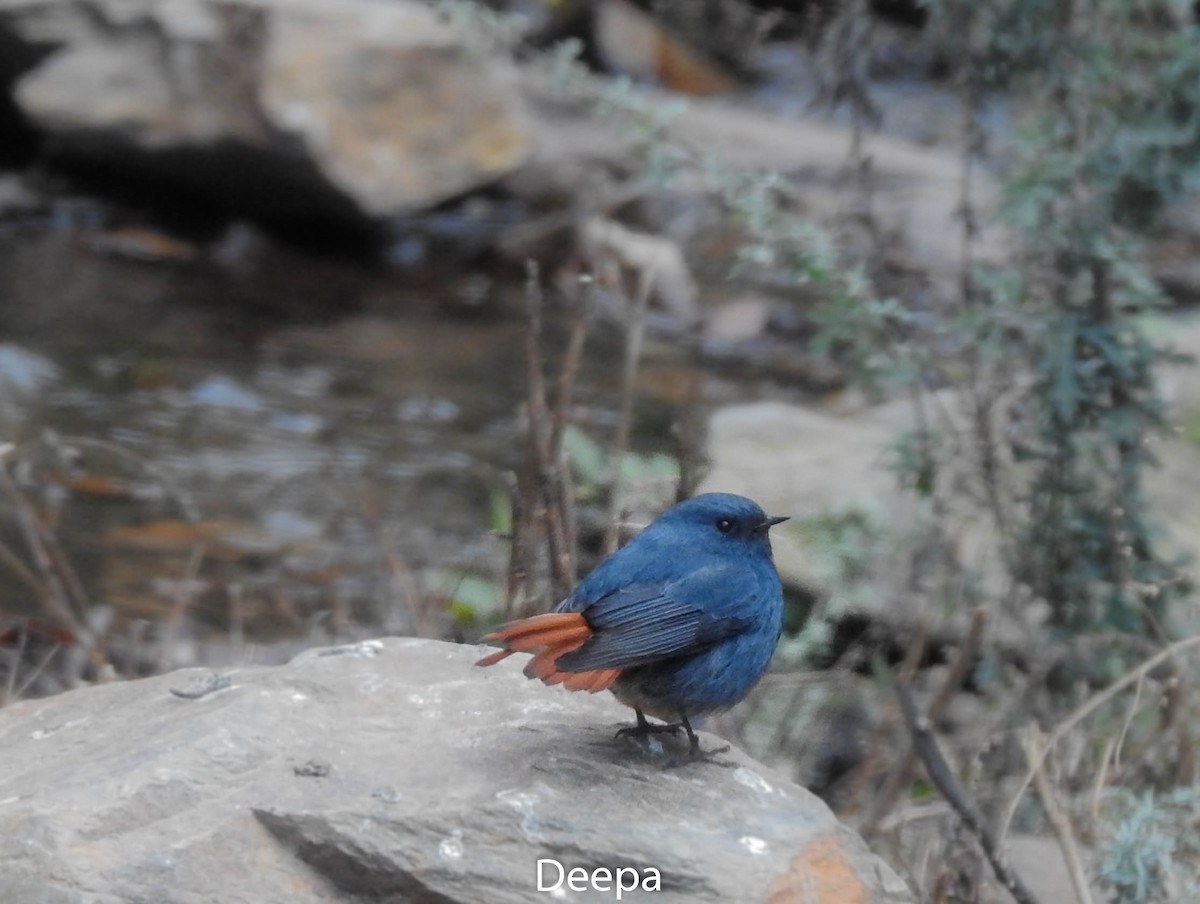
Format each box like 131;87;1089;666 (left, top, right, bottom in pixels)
614;708;682;744
614;710;735;766
675;713;734;766
679;741;735;768
614;720;682;742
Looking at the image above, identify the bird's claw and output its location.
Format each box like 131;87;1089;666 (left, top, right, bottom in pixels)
614;721;683;741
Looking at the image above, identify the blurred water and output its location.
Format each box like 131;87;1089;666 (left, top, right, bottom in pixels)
0;227;545;670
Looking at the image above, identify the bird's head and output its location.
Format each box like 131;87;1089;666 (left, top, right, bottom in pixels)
654;493;788;559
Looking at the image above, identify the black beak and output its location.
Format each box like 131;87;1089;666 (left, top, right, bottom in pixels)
756;515;789;534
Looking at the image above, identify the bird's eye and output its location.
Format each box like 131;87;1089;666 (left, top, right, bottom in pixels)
715;518;734;534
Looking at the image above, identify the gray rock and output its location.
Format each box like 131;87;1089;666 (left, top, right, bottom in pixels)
699;399;916;594
666;94;1009;307
702;323;1200;610
0;0;529;222
0;637;913;904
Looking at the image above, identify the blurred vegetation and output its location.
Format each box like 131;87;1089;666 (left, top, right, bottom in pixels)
928;0;1200;639
1098;786;1200;904
744;0;1200;646
478;0;1200;897
824;0;1200;895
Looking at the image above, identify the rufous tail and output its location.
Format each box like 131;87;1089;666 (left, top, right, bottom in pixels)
475;612;622;693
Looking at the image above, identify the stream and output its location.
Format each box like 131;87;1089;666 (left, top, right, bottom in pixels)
0;216;750;685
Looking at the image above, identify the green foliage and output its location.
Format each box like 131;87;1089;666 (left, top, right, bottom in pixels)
1098;787;1200;904
979;2;1200;235
916;0;1200;636
429;0;528;54
700;158;910;389
528;35;906;389
888;426;940;499
775;505;890;664
534;37;689;167
561;425;679;501
794;505;889;597
487;482;512;535
1181;410;1200;449
448;574;505;627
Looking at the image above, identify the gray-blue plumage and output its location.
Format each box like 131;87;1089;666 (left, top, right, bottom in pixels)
553;493;786;728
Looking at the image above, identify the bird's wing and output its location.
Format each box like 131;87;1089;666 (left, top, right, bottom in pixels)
554;564;757;672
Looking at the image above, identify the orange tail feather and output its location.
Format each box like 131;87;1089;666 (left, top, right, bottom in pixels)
562;668;622;693
475;612;622;694
474;648;516;668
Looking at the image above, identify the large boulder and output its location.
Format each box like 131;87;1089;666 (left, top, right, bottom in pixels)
0;637;913;904
0;0;529;222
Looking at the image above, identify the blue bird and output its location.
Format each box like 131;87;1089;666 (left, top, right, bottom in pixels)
477;493;788;755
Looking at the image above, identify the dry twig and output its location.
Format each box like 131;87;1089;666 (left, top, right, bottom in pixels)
602;257;655;556
895;679;1041;904
0;449;93;649
866;607;989;830
507;264;592;612
1022;727;1096;904
521;261;574;601
1000;633;1200;842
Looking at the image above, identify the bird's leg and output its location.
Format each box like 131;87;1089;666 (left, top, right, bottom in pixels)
680;711;700;755
615;708;682;741
680;710;731;761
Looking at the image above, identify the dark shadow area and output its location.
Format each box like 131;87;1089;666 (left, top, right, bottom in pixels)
39;137;384;258
0;27;52;167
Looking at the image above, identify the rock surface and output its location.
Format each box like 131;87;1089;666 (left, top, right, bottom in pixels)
699;398;920;595
0;0;529;222
668;97;1008;304
0;637;913;904
702;316;1200;624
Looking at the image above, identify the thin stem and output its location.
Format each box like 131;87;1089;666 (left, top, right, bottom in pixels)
603;256;654;556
